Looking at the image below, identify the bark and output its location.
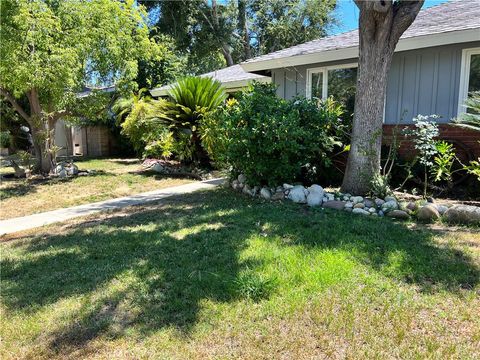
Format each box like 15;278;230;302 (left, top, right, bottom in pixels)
341;0;424;195
1;87;59;173
237;0;251;60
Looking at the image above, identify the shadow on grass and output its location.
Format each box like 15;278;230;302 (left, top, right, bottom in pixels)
0;170;113;201
1;189;479;355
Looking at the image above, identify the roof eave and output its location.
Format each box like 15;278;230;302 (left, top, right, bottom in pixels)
241;28;480;72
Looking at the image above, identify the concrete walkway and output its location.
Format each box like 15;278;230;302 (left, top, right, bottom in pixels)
0;178;224;235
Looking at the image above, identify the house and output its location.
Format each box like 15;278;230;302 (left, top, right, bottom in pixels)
54;85;119;157
150;64;270;97
240;0;480;159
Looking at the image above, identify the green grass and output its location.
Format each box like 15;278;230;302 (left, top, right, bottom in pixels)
1;189;479;359
0;158;193;220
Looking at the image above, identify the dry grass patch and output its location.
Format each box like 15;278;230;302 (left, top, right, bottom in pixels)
0;158;194;219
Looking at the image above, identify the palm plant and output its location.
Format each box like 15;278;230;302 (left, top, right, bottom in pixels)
454;91;480;131
150;76;227;164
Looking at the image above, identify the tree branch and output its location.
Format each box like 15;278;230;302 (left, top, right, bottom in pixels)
0;87;30;122
390;0;424;44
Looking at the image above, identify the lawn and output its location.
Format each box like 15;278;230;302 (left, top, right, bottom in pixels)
1;189;479;359
0;158;194;220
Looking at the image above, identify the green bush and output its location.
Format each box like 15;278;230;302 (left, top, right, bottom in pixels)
0;131;10;148
118;77;226;164
209;82;344;186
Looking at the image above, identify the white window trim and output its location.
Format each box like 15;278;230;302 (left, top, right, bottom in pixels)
457;47;480;116
306;63;358;99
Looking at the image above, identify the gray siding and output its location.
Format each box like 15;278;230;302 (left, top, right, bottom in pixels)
270;41;480;124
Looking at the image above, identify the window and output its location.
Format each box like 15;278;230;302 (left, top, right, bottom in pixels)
458;47;480;115
307;63;357;120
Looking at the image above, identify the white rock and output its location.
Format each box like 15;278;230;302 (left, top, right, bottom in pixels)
283;183;294;190
243;184;253;196
381;200;398;213
260;187;272;200
307;192;323;207
351;196;364;204
58;169;67;178
66;163;79;176
352;208;370;216
307;184;324;194
344;201;353;209
326;193;335;201
237;174;247;184
231;180;240;190
322;196;329;203
368;207;377;213
435;204;449;215
54;164;64;174
287;185;308;203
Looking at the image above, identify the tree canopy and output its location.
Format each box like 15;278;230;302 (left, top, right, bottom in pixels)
0;0;157;172
141;0;337;71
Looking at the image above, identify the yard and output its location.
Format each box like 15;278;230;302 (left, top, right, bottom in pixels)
0;158;194;220
1;189;479;359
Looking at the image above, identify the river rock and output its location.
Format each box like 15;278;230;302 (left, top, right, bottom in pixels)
351;196;364;204
260;187;272;200
354;203;365;209
352;208;370;216
386;210;410;219
382;200;398;213
322;200;346;210
307;192;323;207
271;192;284;201
417;204;440;222
435;204;449;215
444;205;480;225
375;198;385;207
237;174;247;184
287;185;308;203
344;201;353;209
283;183;294;190
385;196;397;203
406;202;417;211
364;199;374;208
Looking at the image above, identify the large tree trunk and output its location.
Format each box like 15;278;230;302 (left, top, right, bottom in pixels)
1;87;63;174
341;0;424;195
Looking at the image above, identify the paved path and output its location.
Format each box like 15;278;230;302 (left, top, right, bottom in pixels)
0;178;224;235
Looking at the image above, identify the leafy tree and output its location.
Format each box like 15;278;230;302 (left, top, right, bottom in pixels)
341;0;424;194
142;0;337;69
249;0;336;54
0;0;156;173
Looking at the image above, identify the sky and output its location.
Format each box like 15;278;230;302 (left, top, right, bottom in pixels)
330;0;450;35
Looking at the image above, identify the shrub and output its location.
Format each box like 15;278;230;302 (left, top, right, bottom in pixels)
118;77;226;164
0;131;10;148
209;82;344;186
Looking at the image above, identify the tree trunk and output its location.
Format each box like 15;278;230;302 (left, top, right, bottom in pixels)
341;0;424;195
237;0;251;60
341;39;394;194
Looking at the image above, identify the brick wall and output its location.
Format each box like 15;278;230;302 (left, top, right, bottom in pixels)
382;124;480;162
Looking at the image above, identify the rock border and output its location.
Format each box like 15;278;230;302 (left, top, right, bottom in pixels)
230;174;480;226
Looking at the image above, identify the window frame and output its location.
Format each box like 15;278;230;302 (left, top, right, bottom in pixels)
457;47;480;116
305;62;358;99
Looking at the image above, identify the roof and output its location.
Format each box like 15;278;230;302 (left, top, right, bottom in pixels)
77;85;116;98
150;64;270;97
242;0;480;72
